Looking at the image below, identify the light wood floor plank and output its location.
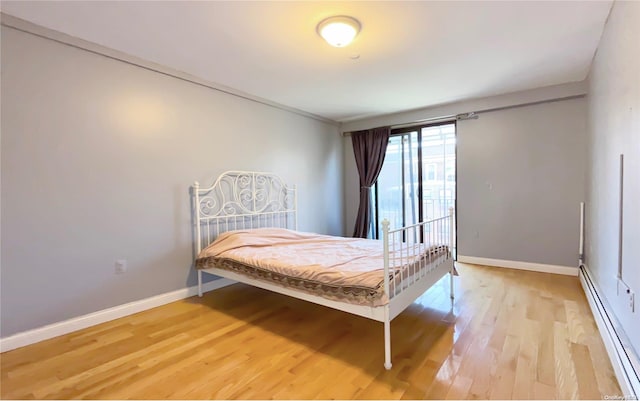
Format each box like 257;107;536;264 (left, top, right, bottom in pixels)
554;321;580;400
445;374;473;400
489;334;520;400
572;342;602;400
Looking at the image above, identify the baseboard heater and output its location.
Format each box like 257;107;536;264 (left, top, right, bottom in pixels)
579;264;639;398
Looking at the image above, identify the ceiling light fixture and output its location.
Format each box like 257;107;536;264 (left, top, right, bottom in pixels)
317;16;361;48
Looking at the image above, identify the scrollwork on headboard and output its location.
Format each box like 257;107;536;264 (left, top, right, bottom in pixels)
192;171;297;253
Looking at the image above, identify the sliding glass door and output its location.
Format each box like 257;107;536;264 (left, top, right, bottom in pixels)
372;122;456;239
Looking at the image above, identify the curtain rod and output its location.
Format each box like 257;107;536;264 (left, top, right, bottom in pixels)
341;94;585;136
342;115;456;137
391;115;459;130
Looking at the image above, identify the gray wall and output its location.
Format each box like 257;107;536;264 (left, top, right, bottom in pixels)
585;1;639;353
457;98;587;267
0;26;343;337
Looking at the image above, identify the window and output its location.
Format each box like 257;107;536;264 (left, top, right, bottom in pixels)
372;122;456;239
425;164;437;181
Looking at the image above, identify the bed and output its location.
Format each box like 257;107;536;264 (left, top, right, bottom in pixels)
193;171;455;370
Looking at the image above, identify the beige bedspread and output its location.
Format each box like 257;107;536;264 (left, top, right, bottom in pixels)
195;228;450;306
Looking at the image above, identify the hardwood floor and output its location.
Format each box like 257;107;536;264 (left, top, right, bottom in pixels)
0;263;621;399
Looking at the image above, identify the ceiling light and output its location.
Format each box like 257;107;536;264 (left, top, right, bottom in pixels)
317;16;361;48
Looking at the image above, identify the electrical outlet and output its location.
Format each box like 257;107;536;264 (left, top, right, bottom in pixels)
115;260;127;274
616;278;635;312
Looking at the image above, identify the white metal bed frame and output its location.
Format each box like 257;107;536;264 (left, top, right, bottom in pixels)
193;171;455;370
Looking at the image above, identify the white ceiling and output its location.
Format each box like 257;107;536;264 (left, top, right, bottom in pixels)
1;1;612;122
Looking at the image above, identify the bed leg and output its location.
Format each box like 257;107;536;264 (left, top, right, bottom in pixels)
384;306;392;370
198;270;203;297
449;265;455;301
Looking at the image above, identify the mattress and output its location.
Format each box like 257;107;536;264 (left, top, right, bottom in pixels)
195;228;450;306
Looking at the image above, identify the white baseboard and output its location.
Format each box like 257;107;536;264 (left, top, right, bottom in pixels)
579;265;639;398
457;255;578;276
0;278;235;353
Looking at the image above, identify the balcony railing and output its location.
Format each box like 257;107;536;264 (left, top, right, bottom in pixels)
375;198;455;247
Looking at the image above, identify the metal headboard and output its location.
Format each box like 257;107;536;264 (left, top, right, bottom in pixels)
192;171;297;254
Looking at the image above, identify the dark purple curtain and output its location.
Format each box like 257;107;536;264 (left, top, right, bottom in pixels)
351;126;391;238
